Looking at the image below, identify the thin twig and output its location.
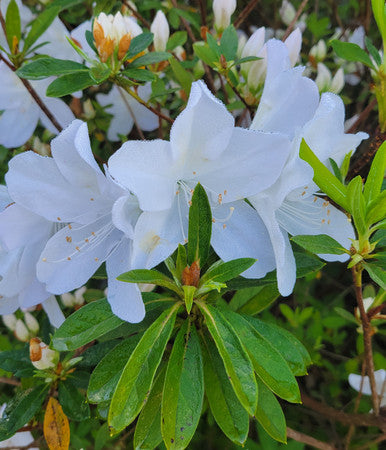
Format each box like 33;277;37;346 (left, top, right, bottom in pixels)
356;433;386;450
287;427;336;450
282;0;309;40
218;74;229;104
0;376;21;386
122;0;151;28
234;0;260;29
225;75;254;115
0;54;63;132
197;0;207;26
170;0;197;42
352;266;380;415
347;97;377;133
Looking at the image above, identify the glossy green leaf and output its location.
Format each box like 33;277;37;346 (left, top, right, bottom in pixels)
347;176;367;236
129;51;171;68
176;244;187;280
17;58;87;80
199;258;256;287
58;378;90;421
364;141;386;203
5;0;21;51
196;302;257;414
236;285;280;316
52;298;124;351
365;37;382;67
117;269;182;295
89;64;111;83
23;6;60;54
124;32;154;60
364;263;386;289
170;57;193;96
220;25;238;61
183;285;196;314
88;334;142;404
122;68;156;81
291;234;346;255
108;303;181;432
200;332;249;445
187;183;212;266
223;311;301;403
162;321;204;449
366;190;386;225
193;42;218;66
299;139;349;211
247;317;311;376
331;40;375;69
371;0;386;43
166;31;188;51
46;71;95;97
0;384;49;440
0;347;35;377
255;379;286;443
134;366;166;450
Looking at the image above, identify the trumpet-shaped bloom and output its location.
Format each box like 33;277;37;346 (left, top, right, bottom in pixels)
248;39;367;295
348;370;386;408
5;120;144;322
0;62;75;148
108;80;291;272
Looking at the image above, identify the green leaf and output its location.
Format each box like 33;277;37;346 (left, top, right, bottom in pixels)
366;190;386;226
89;64;111;83
220;25;238;61
108;303;181;433
94;0;116;16
162;321;204;449
58;378;90;421
87;334;142;404
134;366;166;450
52;298;124;351
299;139;349;211
200;331;249;445
365;36;382;67
371;0;386;43
176;244;187;280
255;379;286;443
247;317;311;376
331;40;375;69
347;176;367;236
122;68;156;81
364;263;386;289
199;258;256;287
16;58;87;80
5;0;21;52
223;312;301;403
206;33;221;57
236;285;280;316
0;347;35;377
329;157;343;182
23;6;60;54
334;307;358;324
117;269;182;296
46;71;95;97
291;234;346;255
187;183;212;266
170;57;193;96
193;42;218;66
196;302;257;415
166;31;187;51
183;285;196;314
0;384;49;440
364;141;386;203
129;51;171;68
124;32;154;60
234;56;262;65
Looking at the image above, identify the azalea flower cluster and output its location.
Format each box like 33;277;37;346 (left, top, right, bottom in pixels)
0;31;367;324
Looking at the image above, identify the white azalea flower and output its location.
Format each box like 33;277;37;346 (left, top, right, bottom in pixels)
108;80;290;274
151;10;170;52
247;39;367;295
5;120;145;322
0;62;75;148
0;403;38;449
348;369;386;408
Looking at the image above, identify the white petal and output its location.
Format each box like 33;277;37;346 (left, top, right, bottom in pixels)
70;20;94;59
284;28;302;66
106;238;145;322
108;139;176;211
0;294;18;315
0;104;39;148
211;200;276;278
348;373;372;396
0;248;21;297
37;215;123;294
42;295;65;328
111;195;141;238
0;62;33;109
131;196;187;269
170;80;234;161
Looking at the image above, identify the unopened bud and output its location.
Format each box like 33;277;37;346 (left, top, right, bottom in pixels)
138;283;156;293
284;28;301;67
213;0;237;31
329;67;344;94
24;312;39;335
29;338;59;370
315;62;332;92
74;286;87;306
310;40;327;62
151;10;170;52
2;314;17;331
279;0;296;26
182;261;200;287
61;286;86;308
15;319;30;342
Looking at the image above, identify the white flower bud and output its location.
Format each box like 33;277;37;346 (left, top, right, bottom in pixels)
213;0;237;31
61;292;76;307
2;314;17;331
24;312;39;335
83;99;95;120
14;319;30;342
151;10;170;52
284;28;301;67
363;297;374;312
329;67;345;94
74;286;87;306
241;27;265;59
236;30;248;58
138;283;156;293
315;62;332;92
310;40;327;61
29;338;59;371
279;0;296;26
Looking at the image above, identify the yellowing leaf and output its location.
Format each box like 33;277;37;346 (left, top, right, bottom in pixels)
44;397;70;450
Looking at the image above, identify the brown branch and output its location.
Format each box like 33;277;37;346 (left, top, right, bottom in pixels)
234;0;260;29
170;0;197;43
356;433;386;450
122;1;151;29
347;97;377;133
0;376;21;386
352;266;380;415
287;427;336;450
225;75;254;115
282;0;309;41
301;392;386;431
197;0;207;26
